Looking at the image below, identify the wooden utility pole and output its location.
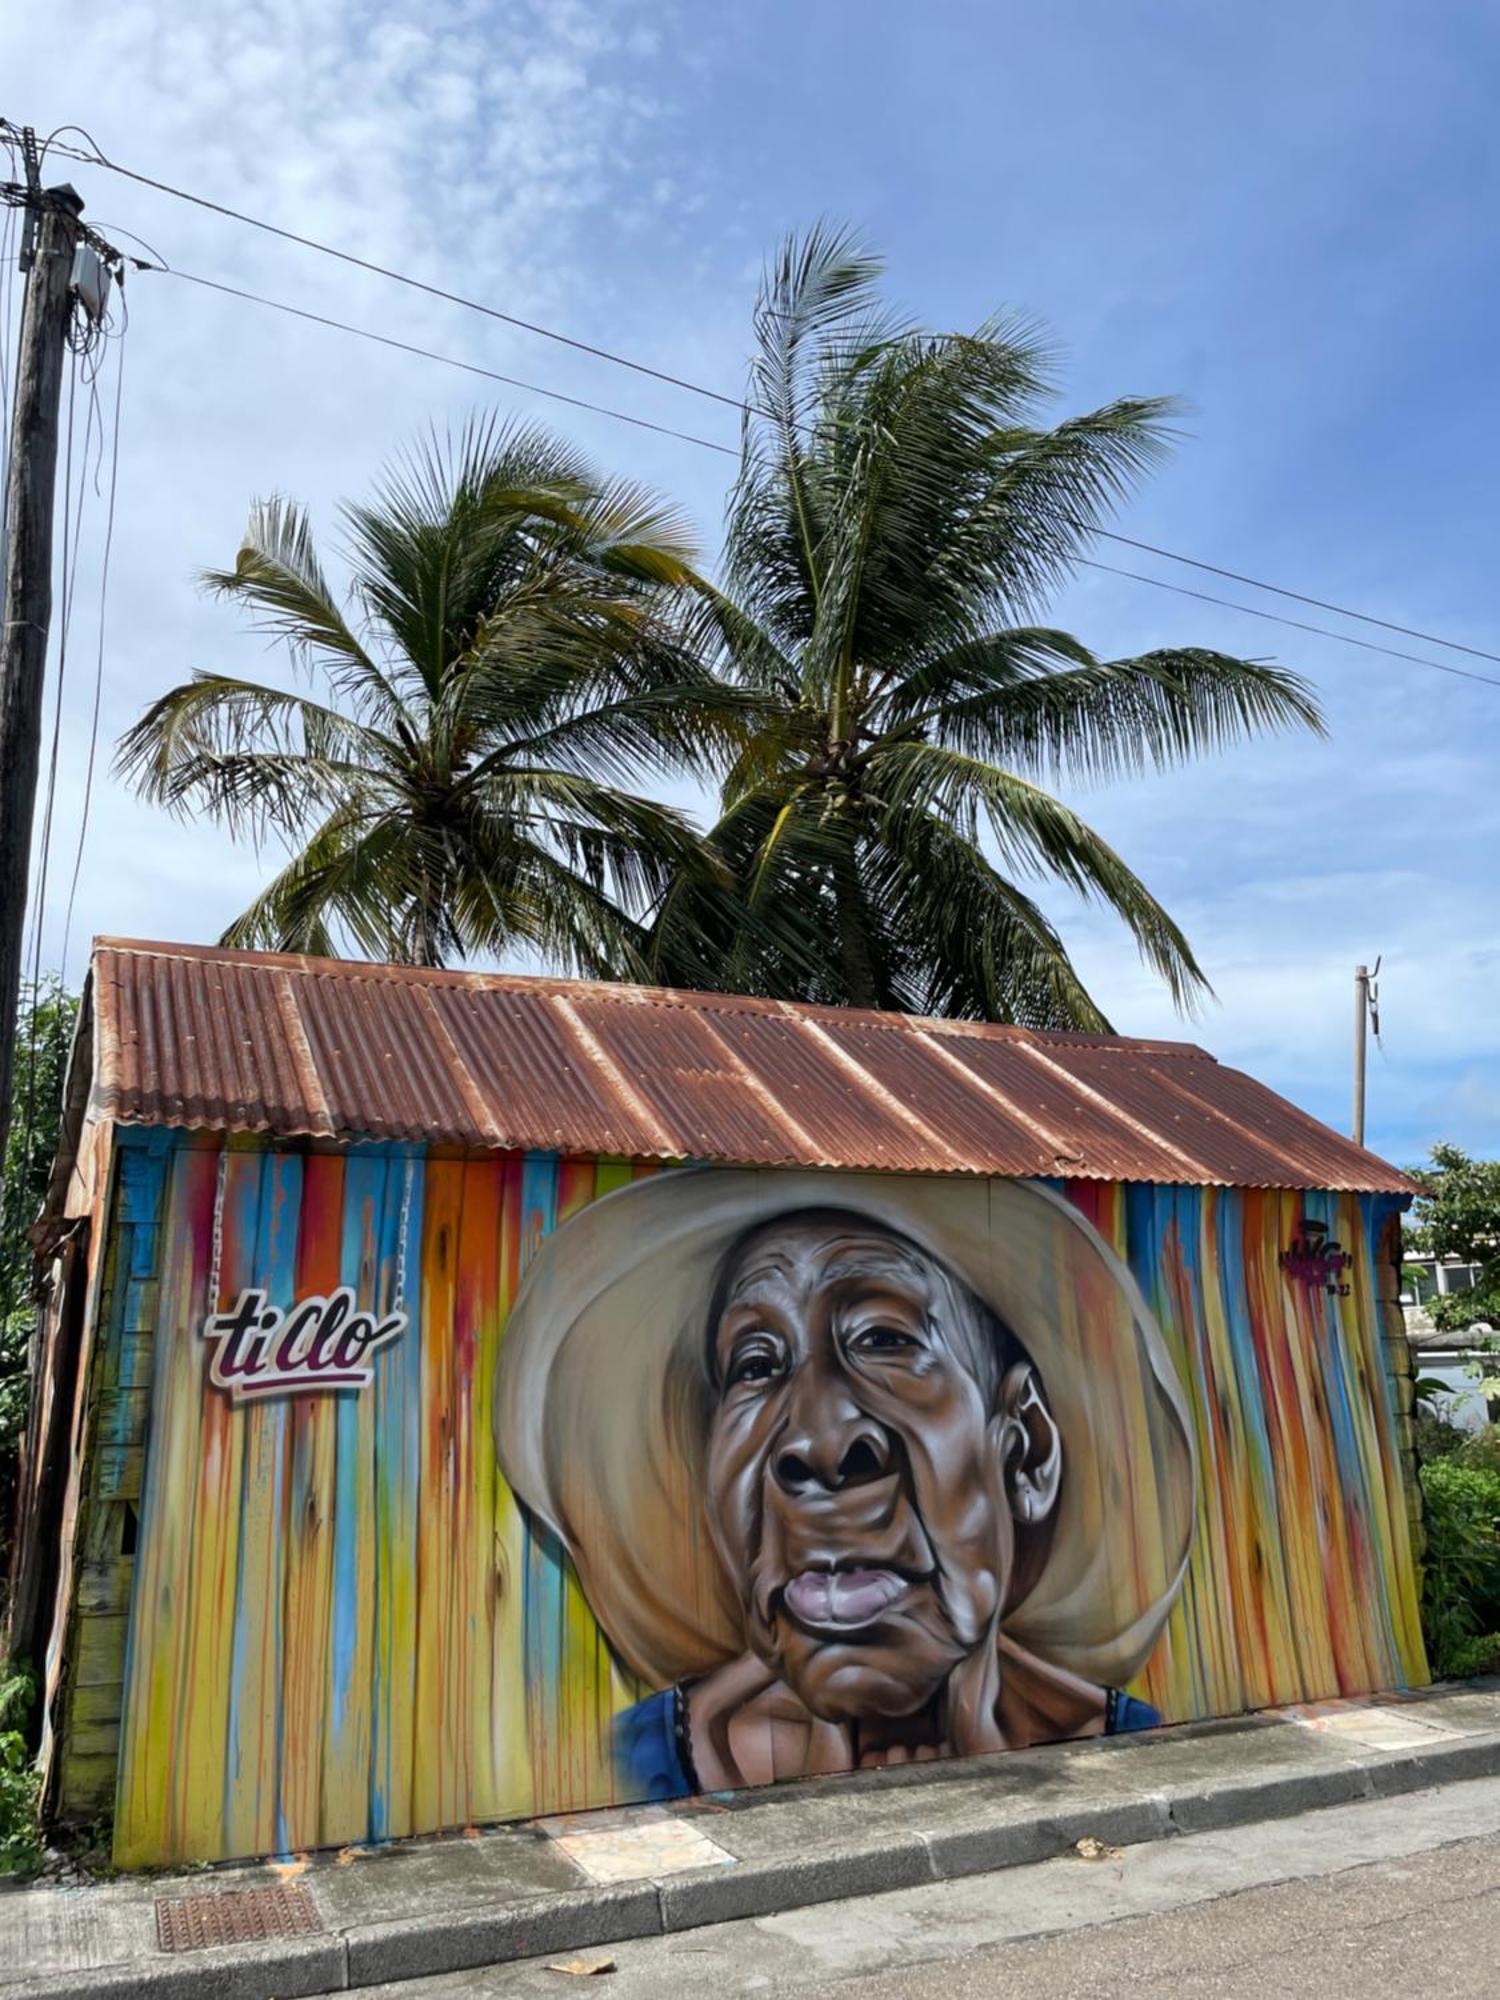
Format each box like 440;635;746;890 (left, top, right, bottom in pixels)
1352;964;1369;1148
1352;957;1380;1149
0;182;84;1196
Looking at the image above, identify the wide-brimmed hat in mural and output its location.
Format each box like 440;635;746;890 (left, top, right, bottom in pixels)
495;1168;1196;1696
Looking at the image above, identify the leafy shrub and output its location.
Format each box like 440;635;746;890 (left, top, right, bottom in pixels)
1419;1450;1500;1679
0;1668;41;1876
1442;1632;1500;1678
1415;1411;1469;1463
1;981;79;1565
1453;1427;1500;1475
1431;1290;1500;1334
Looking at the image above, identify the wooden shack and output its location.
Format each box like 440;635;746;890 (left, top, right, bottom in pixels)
12;938;1425;1867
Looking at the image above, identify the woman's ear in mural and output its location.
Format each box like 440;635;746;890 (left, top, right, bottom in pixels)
996;1360;1062;1531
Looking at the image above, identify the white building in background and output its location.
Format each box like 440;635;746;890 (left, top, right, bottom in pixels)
1399;1253;1488;1310
1401;1255;1496;1435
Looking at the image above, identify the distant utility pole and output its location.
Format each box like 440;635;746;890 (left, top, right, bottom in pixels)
1352;958;1381;1148
0;165;86;1200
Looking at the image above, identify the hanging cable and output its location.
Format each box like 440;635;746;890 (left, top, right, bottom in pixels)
11;341;82;1270
1077;558;1500;692
20;117;1500;678
145;264;1500;698
18;122;747;412
159;265;738;456
1092;526;1500;674
11;116;1500;704
61;313;125;976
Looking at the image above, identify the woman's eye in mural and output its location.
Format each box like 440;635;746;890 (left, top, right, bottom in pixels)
846;1323;920;1358
725;1336;787;1388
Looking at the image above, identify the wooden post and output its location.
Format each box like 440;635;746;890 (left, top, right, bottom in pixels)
1353;963;1369;1148
0;184;83;1202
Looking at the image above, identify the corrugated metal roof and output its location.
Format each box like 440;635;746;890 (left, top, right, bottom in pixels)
86;938;1418;1193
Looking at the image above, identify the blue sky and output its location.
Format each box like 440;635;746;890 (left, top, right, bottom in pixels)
5;0;1499;1167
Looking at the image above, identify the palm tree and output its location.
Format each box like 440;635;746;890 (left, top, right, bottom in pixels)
649;229;1324;1027
120;419;746;973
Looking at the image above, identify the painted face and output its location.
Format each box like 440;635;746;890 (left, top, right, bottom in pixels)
704;1213;1037;1724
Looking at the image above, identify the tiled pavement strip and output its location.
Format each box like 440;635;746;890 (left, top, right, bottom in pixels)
2;1681;1497;2000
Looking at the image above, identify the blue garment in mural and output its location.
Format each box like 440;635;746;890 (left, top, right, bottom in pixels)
615;1683;1161;1803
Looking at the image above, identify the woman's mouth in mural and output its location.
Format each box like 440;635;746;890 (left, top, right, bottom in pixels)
781;1566;915;1632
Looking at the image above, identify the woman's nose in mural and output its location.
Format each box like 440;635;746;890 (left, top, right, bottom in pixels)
773;1359;893;1495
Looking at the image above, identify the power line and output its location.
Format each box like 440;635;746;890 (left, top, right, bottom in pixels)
17;344;83;1213
27;347;81;1001
1091;526;1500;673
1078;558;1500;691
142;261;1500;698
160;265;739;456
61;321;125;974
16;122;747;413
34;120;1500;680
17;117;1500;694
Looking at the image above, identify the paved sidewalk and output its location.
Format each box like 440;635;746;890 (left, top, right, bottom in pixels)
360;1773;1500;1998
2;1681;1497;2000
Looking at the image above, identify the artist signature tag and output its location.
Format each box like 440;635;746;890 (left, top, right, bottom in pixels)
1279;1220;1353;1298
200;1287;409;1403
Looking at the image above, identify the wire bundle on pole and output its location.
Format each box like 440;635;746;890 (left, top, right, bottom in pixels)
0;123;129;1299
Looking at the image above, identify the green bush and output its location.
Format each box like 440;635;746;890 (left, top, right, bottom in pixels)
1415;1411;1468;1463
1431;1289;1500;1334
1;982;80;1567
0;1668;41;1876
1420;1449;1500;1679
1454;1427;1500;1475
1442;1632;1500;1677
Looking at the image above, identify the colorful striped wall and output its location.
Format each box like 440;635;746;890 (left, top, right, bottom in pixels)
97;1136;1424;1868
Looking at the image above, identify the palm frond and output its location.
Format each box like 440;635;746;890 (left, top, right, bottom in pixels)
647;786;847;999
877;626;1097;722
966;647;1322;776
201;496;403;714
816;324;1060;679
860;809;1111;1026
467;764;715;901
469;674;763;787
344;414;595;691
115;673;391;840
873;738;1210;1008
218;805;418;960
957;399;1178;618
748;224;890;447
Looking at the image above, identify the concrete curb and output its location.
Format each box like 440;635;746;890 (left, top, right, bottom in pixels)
12;1726;1500;1999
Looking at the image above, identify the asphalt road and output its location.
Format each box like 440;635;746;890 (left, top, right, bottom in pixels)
770;1836;1500;1996
357;1776;1500;1999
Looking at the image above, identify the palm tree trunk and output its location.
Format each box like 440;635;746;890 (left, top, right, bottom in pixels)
833;843;881;1010
410;881;443;968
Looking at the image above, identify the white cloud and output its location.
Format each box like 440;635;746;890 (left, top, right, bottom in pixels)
3;0;743;984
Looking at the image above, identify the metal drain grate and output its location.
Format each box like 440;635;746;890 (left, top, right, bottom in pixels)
155;1882;323;1952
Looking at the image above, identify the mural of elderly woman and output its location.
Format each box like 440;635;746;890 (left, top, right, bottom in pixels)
495;1170;1196;1800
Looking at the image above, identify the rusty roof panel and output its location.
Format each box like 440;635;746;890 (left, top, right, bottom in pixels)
700;1005;961;1172
815;1019;1038;1173
294;970;486;1145
85;939;1418;1194
565;995;809;1164
1047;1043;1302;1188
1127;1052;1410;1194
426;986;635;1155
929;1032;1204;1184
97;947;315;1132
